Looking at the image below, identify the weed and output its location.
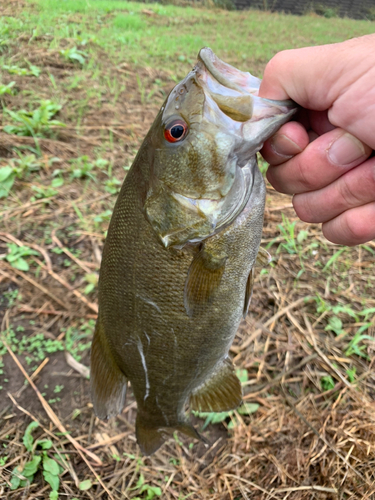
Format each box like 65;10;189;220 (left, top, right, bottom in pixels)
345;328;373;360
346;366;356;383
31;184;59;200
2;62;41;77
83;273;98;295
0;153;42;198
0;81;16;95
60;46;87;65
131;473;162;500
320;375;335;391
0;243;39;272
4;100;65;137
10;421;62;500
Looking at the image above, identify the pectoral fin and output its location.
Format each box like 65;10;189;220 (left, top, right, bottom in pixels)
90;318;127;420
243;268;254;318
255;246;272;267
190;358;242;412
184;247;227;316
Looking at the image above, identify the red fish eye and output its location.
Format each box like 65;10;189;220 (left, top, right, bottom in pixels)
164;120;188;143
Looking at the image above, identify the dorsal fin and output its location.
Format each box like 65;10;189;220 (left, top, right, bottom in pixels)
189;358;242;412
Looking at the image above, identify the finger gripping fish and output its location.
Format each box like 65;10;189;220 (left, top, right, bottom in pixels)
90;48;296;455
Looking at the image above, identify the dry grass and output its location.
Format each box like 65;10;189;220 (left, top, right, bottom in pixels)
1;1;375;499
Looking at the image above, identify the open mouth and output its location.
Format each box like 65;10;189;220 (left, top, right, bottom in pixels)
195;47;295;125
195;47;259;122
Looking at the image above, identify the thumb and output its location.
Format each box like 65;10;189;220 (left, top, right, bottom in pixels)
258;36;374;110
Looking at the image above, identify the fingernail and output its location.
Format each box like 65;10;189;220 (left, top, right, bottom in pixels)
328;132;366;166
271;134;303;157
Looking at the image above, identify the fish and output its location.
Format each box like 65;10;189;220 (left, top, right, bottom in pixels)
90;48;297;455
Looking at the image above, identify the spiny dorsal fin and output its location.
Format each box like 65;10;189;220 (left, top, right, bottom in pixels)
90;318;128;420
255;246;272;268
243;268;254;318
189;358;242;412
184;248;227;317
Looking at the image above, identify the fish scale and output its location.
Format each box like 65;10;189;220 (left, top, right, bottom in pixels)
90;48;297;455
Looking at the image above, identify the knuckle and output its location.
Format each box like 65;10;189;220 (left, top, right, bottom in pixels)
293;195;316;223
343;211;371;244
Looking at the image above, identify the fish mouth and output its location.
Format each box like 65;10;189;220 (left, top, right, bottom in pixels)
196;47;258;122
195;47;295;125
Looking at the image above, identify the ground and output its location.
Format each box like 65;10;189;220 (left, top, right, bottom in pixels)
1;1;375;499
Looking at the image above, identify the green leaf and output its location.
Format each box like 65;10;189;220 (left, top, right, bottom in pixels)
0;165;13;182
23;421;39;451
43;470;60;491
0;172;15;198
12;257;29;271
236;368;248;384
237;403;259;415
50;491;58;500
51;177;64;188
38;439;53;450
43;456;60;475
10;466;23;490
79;479;92;491
23;455;41;476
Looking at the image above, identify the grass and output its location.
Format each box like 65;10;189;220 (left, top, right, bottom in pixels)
0;0;375;499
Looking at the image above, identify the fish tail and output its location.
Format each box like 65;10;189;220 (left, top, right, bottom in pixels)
90;317;128;420
136;416;205;456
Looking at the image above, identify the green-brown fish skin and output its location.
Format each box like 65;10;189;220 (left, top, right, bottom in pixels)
90;48;296;455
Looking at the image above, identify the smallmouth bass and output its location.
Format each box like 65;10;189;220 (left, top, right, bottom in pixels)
90;48;296;455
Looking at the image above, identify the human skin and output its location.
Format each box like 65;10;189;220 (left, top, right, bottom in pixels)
259;34;375;246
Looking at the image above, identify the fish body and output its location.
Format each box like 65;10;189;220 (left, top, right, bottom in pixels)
90;48;296;455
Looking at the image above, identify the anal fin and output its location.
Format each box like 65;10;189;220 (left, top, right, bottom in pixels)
190;358;242;412
90;318;127;420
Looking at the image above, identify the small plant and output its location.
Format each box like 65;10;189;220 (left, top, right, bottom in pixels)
345;327;373;360
10;422;62;500
4;100;65;137
2;62;41;77
320;375;335;391
0;81;15;95
60;46;87;65
68;156;96;181
31;184;59;200
131;473;162;500
83;273;98;295
0;243;39;271
0;153;42;198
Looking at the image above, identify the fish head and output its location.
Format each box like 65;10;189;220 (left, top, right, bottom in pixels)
145;47;297;248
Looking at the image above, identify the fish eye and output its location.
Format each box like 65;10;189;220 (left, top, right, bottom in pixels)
164;119;188;143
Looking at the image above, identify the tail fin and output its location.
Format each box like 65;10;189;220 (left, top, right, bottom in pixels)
90;318;128;420
136;417;205;456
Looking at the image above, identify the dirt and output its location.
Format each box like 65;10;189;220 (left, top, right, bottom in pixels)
1;4;375;500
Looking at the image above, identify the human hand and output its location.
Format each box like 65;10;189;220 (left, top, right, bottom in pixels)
259;35;375;246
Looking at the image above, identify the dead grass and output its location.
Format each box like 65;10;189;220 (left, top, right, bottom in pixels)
1;1;375;499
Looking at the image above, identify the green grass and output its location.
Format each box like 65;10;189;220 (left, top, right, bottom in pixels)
18;0;374;76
